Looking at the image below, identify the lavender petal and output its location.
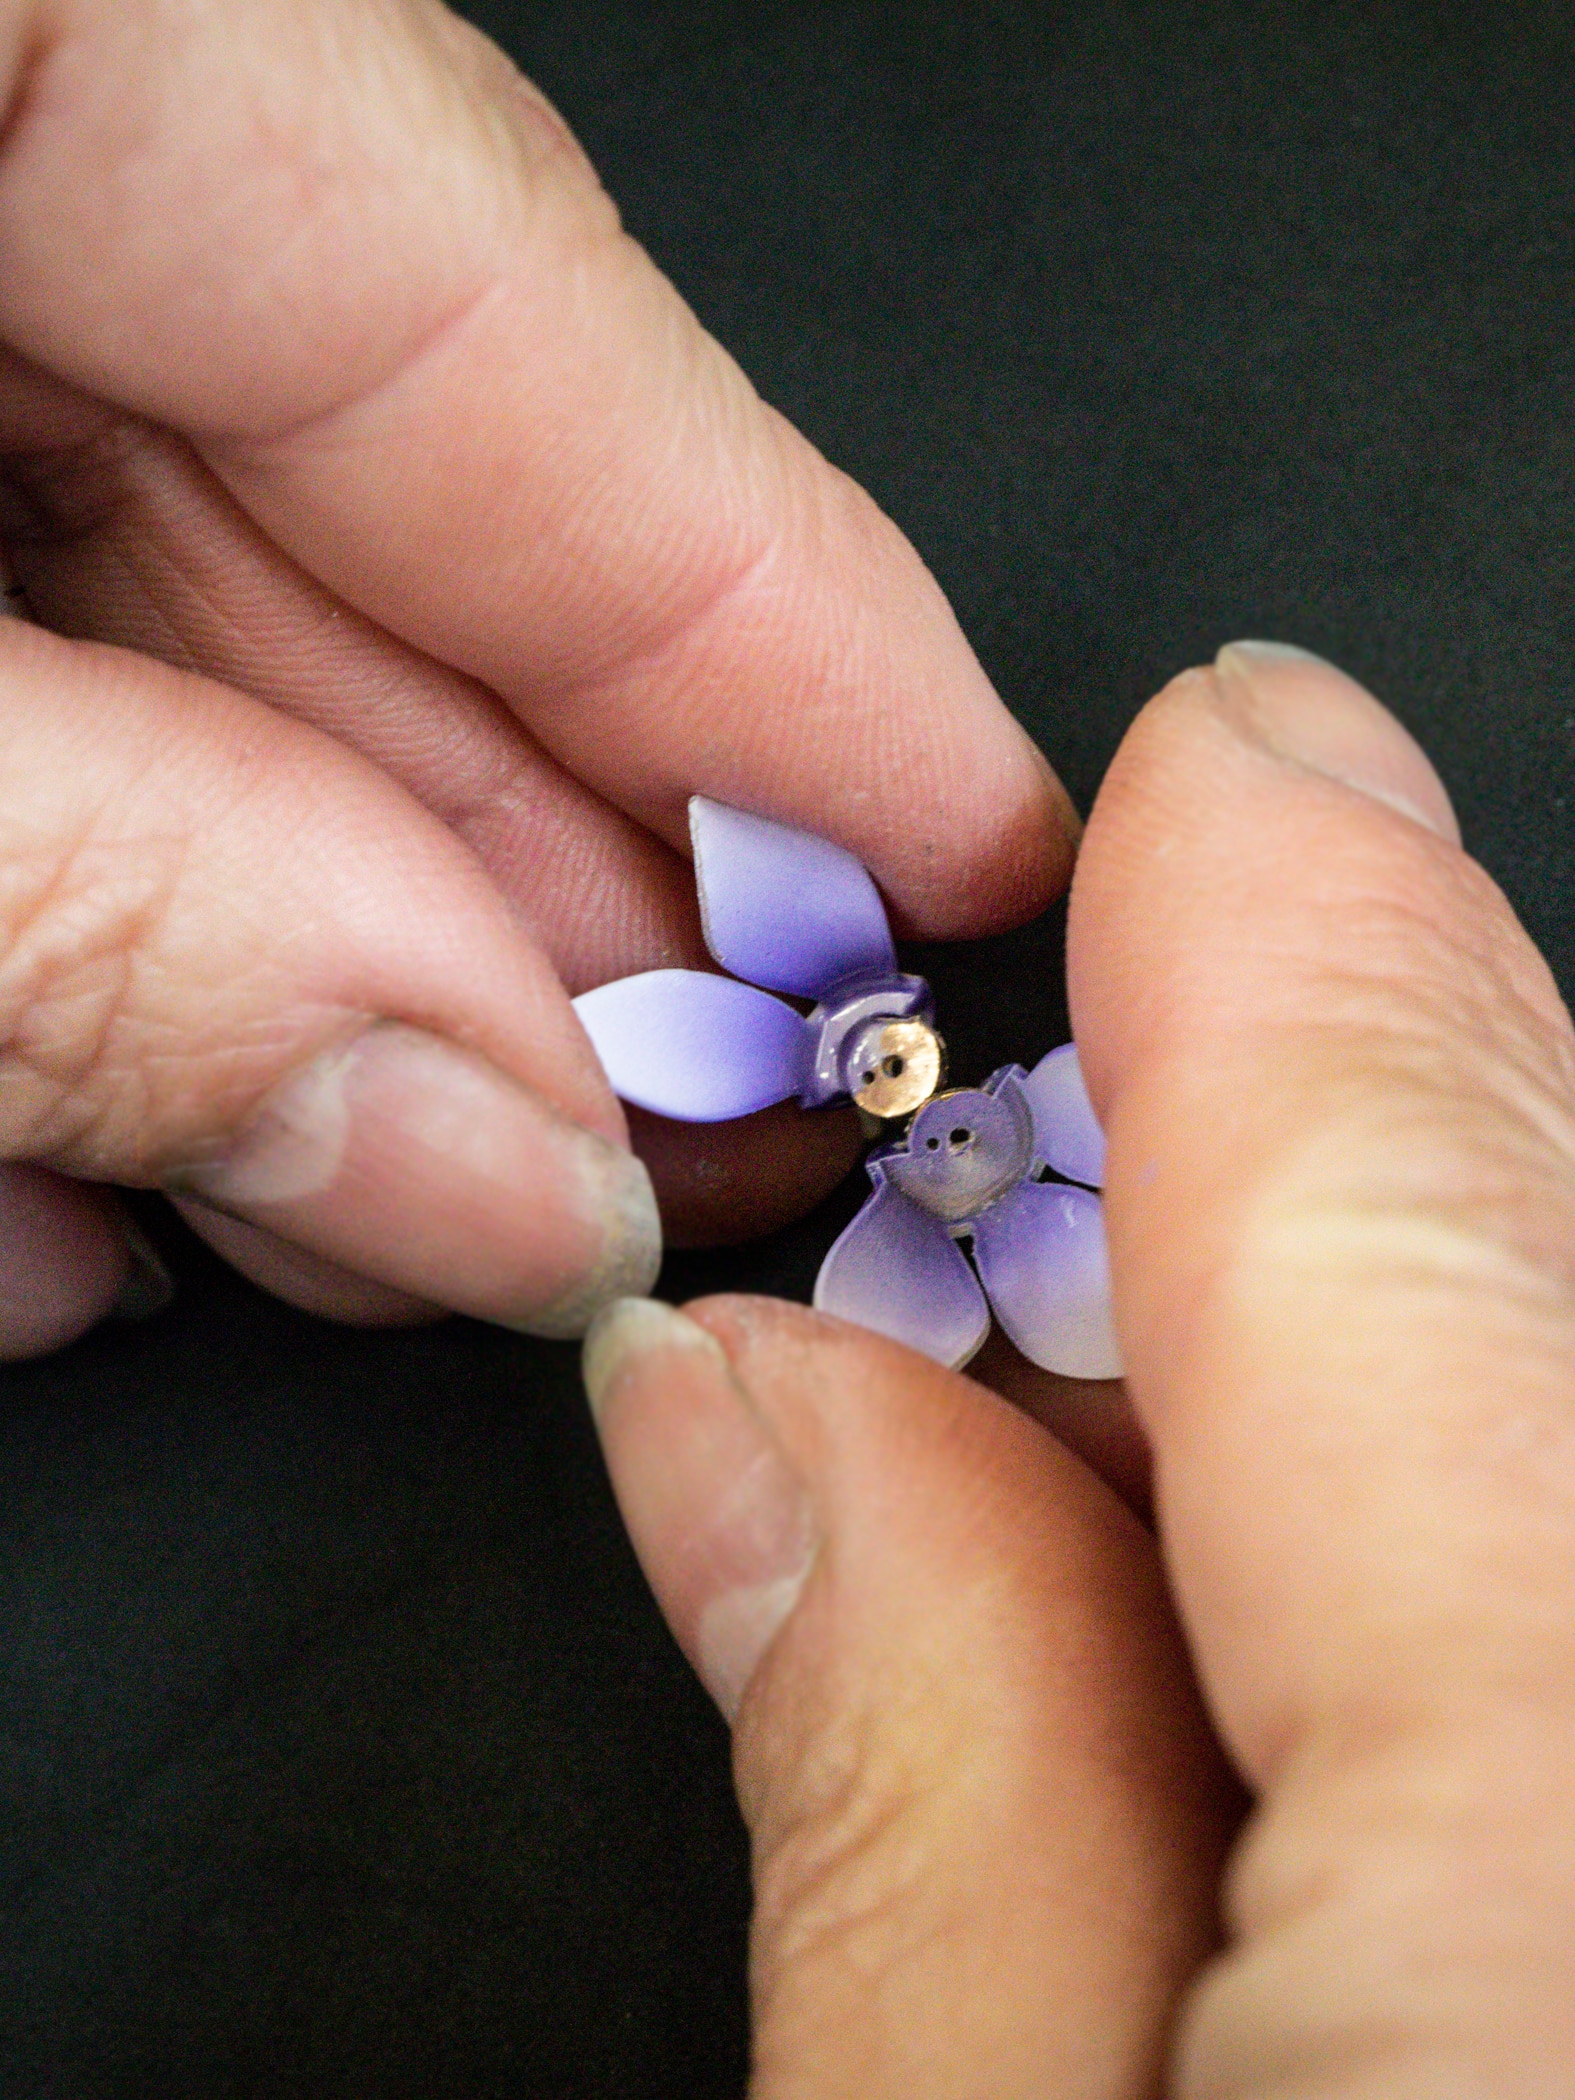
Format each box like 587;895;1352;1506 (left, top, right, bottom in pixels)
972;1179;1121;1378
573;969;807;1121
690;796;896;1000
1021;1043;1107;1188
815;1177;990;1370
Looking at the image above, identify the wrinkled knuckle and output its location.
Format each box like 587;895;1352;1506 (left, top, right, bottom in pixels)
0;818;184;1170
1340;841;1571;1081
1201;1067;1575;1468
1237;824;1575;1203
746;1692;959;2002
428;6;606;206
1179;852;1575;1399
1178;1725;1575;2100
1237;1057;1575;1309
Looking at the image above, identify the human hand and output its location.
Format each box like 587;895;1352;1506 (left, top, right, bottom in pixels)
0;0;1074;1358
583;644;1575;2094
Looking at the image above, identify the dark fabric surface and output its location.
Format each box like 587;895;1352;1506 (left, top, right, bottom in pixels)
3;3;1572;2092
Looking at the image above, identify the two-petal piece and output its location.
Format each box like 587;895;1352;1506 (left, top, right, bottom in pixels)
573;798;1120;1381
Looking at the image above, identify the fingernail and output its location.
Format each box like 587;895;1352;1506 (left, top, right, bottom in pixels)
1213;640;1461;844
583;1299;817;1722
111;1215;176;1322
172;1023;661;1336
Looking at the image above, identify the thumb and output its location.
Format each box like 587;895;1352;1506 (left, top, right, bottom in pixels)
1070;644;1575;2092
582;1295;1238;2100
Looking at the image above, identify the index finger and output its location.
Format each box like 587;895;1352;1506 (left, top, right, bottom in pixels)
0;0;1073;932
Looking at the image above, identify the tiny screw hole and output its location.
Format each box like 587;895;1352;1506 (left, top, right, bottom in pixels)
861;1070;876;1086
924;1136;941;1151
949;1126;972;1148
883;1055;905;1078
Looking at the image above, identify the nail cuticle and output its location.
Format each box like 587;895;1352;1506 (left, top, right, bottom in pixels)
1219;638;1330;670
583;1295;729;1418
698;1561;816;1722
1211;640;1461;845
169;1035;365;1212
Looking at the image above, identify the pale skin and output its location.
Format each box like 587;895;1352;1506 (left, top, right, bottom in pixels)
4;5;1574;2094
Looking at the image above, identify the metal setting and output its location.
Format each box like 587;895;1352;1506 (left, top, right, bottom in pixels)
887;1075;1033;1222
845;1017;947;1122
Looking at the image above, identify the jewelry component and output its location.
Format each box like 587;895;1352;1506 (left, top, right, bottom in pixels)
573;800;1119;1379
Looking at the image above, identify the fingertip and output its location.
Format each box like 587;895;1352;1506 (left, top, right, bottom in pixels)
1070;645;1467;1114
879;709;1080;940
1064;648;1575;2100
632;1295;1235;2097
1030;726;1086;872
970;730;1082;932
0;1164;130;1359
581;1295;816;1723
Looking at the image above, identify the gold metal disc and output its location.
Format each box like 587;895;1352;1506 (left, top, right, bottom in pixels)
849;1018;945;1122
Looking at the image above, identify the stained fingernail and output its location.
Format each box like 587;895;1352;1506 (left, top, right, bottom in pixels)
111;1215;176;1321
1214;640;1461;844
172;1023;661;1335
583;1299;817;1722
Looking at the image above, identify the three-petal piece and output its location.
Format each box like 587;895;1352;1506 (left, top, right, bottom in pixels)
814;1045;1120;1379
573;797;944;1124
573;797;1120;1380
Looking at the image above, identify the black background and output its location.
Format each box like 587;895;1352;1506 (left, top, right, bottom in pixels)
3;3;1572;2093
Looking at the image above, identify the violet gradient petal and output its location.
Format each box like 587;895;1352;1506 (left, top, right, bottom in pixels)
972;1179;1122;1379
1021;1043;1107;1188
690;796;896;999
573;970;807;1121
815;1179;989;1370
